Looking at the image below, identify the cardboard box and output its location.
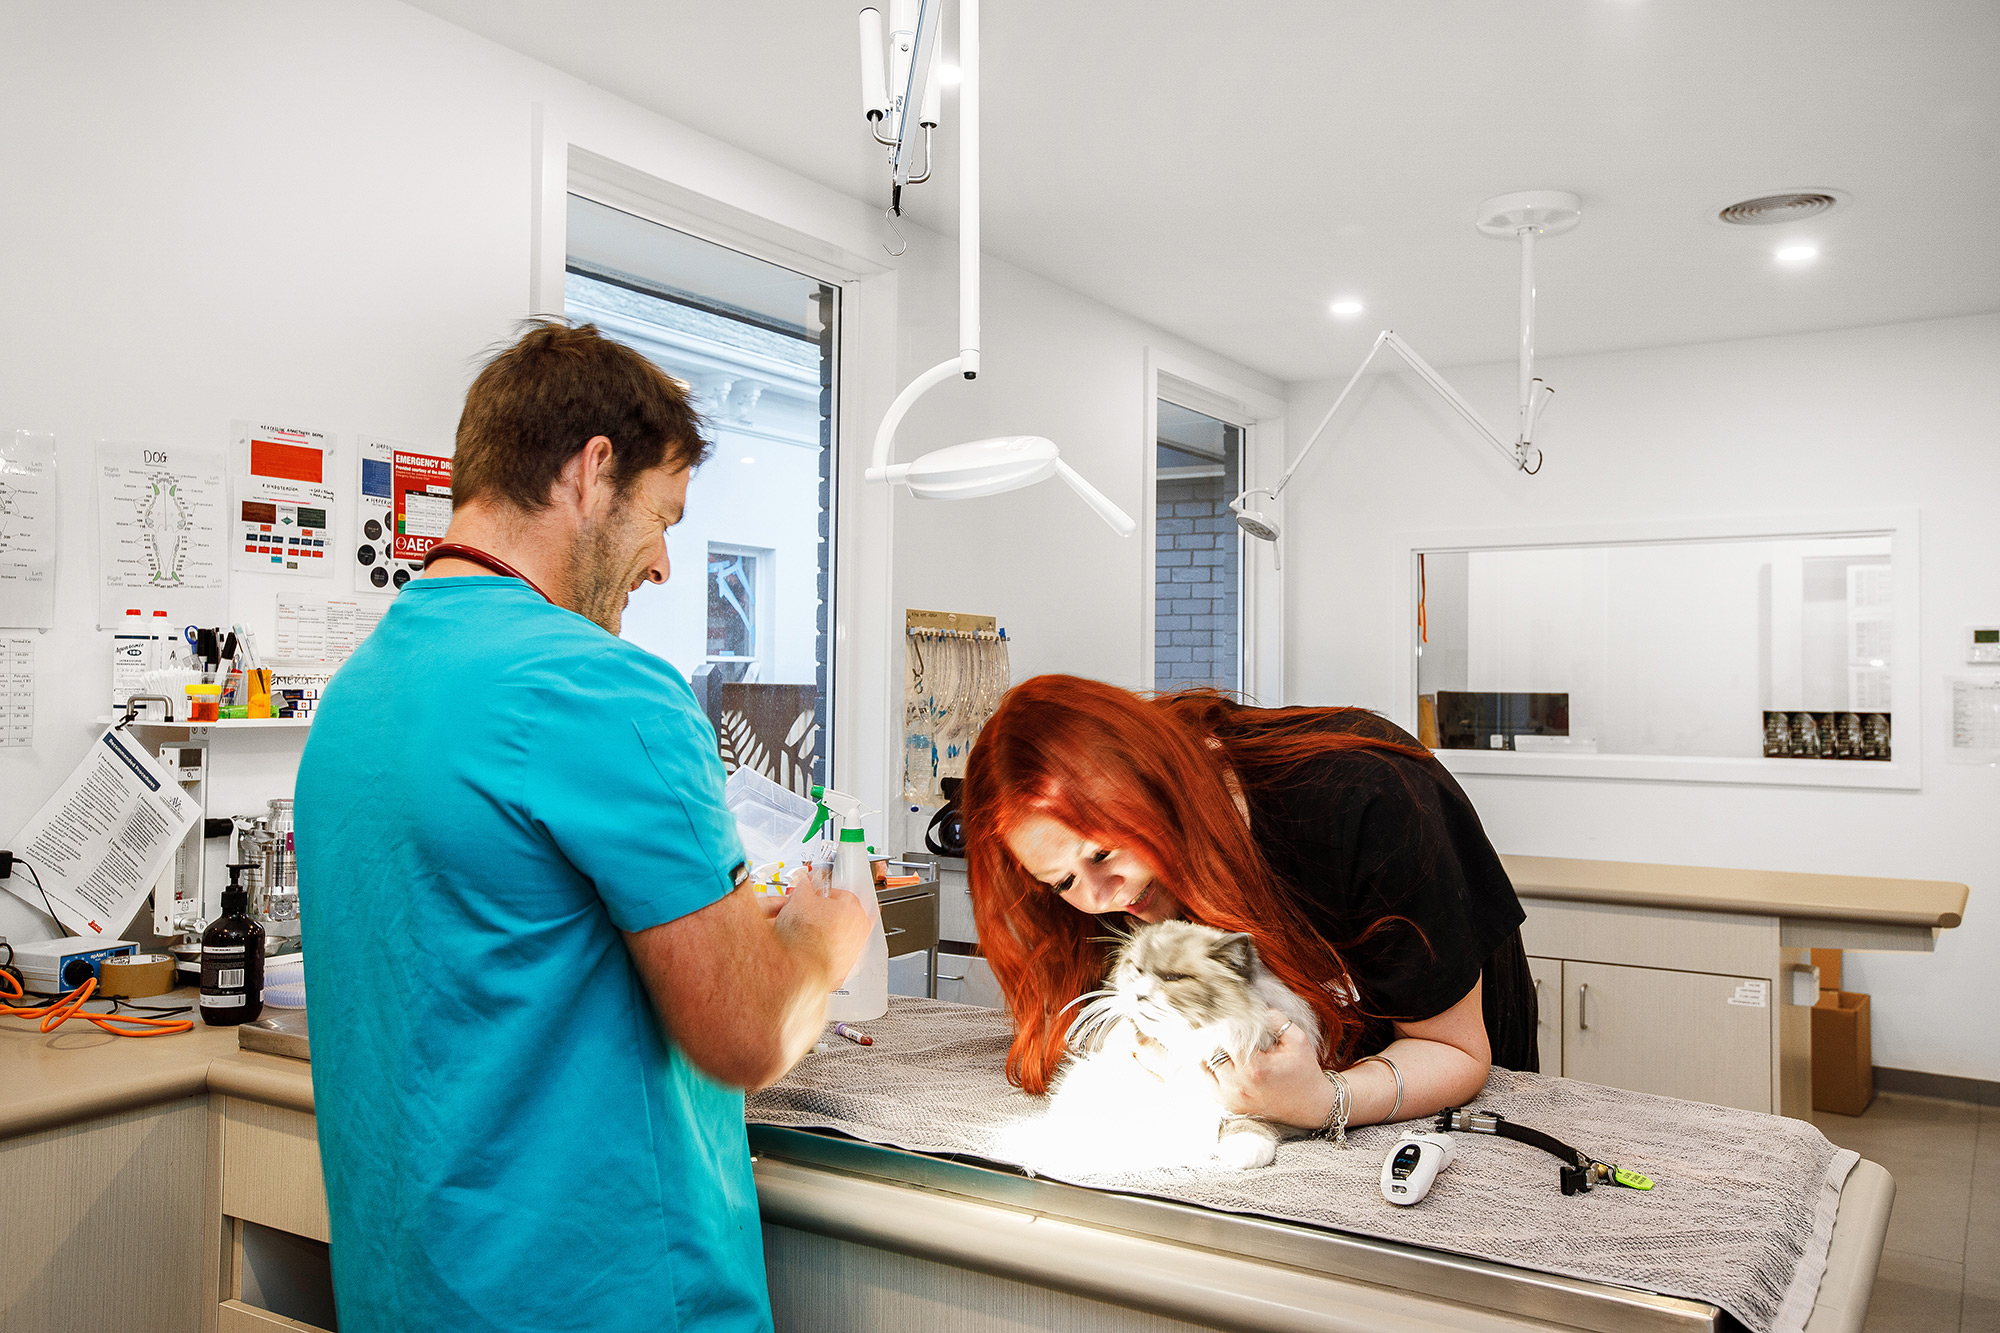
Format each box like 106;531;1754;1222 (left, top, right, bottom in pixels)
1811;948;1842;992
1811;990;1873;1116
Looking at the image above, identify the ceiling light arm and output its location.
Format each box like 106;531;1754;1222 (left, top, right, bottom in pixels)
1257;327;1533;509
857;0;1135;536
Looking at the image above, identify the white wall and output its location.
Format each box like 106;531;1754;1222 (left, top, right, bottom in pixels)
0;0;897;942
1283;313;2000;1080
887;228;1279;693
0;0;1277;940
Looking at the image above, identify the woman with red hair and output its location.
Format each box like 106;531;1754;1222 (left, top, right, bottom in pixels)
961;675;1536;1137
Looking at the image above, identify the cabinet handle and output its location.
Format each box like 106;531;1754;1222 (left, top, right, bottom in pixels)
1578;983;1590;1031
1534;977;1546;1026
935;971;967;982
883;926;907;938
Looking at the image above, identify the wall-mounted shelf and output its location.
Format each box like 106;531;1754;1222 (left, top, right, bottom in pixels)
97;715;312;733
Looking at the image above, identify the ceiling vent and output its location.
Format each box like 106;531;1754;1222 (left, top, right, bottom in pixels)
1717;191;1844;226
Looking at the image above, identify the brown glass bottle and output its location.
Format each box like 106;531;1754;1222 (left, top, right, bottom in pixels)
200;863;265;1026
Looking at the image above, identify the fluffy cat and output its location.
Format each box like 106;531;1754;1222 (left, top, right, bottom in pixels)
995;920;1321;1174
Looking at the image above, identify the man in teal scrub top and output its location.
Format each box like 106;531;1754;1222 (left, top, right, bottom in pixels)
296;321;869;1333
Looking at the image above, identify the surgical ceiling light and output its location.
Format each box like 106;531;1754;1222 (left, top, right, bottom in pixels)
1228;190;1578;547
856;0;1136;536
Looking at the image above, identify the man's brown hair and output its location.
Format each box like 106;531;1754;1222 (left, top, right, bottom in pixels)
452;320;711;510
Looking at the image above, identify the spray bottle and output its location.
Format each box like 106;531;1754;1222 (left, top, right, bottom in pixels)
804;786;888;1022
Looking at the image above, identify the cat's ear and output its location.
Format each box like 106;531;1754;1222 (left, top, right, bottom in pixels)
1208;931;1256;979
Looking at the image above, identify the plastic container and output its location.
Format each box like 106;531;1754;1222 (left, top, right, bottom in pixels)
824;827;887;1022
184;683;223;722
724;766;820;866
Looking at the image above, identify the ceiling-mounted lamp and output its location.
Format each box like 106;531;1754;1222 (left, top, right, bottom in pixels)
856;0;1135;536
1230;191;1577;552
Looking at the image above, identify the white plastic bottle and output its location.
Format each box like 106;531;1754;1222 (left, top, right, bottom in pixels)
824;826;887;1021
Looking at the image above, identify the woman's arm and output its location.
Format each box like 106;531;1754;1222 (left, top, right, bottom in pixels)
1208;978;1492;1129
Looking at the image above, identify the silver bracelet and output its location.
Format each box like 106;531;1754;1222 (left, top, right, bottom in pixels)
1357;1053;1405;1123
1318;1069;1351;1147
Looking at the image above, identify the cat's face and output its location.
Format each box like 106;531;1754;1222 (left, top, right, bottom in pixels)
1105;921;1263;1055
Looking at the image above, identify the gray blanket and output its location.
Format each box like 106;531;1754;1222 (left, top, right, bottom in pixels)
746;997;1856;1333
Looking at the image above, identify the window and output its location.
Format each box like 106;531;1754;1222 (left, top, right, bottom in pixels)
565;195;836;793
1154;400;1242;692
1402;513;1921;787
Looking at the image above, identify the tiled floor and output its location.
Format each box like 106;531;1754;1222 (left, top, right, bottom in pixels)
1809;1092;1999;1332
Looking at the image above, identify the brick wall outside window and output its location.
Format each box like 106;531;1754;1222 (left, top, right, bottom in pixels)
1155;476;1239;692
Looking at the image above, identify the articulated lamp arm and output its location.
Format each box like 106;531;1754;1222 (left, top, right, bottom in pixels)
1265;330;1540;506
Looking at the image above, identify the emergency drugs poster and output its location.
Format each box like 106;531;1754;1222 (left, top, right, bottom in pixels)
354;436;451;594
231;421;339;577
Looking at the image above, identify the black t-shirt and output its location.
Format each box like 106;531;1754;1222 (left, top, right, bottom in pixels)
1234;708;1539;1071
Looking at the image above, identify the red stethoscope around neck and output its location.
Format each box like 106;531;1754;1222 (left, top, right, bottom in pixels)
420;543;553;604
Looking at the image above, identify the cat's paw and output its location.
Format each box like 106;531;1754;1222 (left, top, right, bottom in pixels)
1215;1128;1277;1170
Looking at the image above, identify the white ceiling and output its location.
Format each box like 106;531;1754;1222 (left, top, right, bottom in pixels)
405;0;2000;383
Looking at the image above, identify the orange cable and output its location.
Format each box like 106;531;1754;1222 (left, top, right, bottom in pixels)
0;967;195;1038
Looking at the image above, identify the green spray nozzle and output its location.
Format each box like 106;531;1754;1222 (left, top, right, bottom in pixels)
804;785;865;843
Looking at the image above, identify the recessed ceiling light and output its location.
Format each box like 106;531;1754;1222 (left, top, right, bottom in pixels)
742;456;757;464
1775;244;1818;266
938;64;962;85
1330;299;1364;317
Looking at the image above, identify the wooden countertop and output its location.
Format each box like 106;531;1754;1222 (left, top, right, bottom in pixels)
1501;854;1968;929
0;988;315;1141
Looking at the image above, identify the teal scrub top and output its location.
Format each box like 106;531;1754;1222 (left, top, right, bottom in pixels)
295;577;768;1333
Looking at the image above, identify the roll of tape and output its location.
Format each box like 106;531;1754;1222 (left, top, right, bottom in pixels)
99;953;177;998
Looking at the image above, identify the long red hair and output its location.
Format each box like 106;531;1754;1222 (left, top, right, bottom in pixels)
961;675;1431;1094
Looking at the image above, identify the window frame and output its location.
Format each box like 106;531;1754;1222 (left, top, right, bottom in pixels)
1393;508;1923;789
531;114;897;808
1143;352;1288;705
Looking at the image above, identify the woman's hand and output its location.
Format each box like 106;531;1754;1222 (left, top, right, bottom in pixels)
1204;1010;1333;1129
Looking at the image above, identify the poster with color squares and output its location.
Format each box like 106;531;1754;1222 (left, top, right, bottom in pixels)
354;436;451;594
231;421;337;576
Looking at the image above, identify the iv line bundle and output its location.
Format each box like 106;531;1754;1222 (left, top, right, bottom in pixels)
903;624;1009;804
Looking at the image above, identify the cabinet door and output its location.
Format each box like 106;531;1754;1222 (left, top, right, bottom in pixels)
1526;955;1563;1076
937;866;978;945
1561;961;1773;1113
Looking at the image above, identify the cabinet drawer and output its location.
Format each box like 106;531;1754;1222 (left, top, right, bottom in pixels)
879;890;938;957
934;951;1004;1009
218;1299;331;1332
220;1098;330;1243
1560;961;1773;1113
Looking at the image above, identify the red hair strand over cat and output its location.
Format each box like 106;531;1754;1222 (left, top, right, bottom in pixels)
961;675;1430;1094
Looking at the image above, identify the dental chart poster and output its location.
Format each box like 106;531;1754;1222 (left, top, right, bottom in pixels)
0;430;59;628
5;727;199;937
95;442;227;629
354;436;450;594
232;421;339;577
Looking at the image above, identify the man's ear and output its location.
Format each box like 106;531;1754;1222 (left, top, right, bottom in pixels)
561;436;616;511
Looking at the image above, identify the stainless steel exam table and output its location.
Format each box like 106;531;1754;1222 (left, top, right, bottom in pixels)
751;1124;1894;1333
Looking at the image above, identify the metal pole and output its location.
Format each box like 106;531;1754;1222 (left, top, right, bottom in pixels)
958;0;979;377
1517;224;1536;447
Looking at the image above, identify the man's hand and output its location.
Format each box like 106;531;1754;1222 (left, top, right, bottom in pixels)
623;879;869;1092
774;882;870;990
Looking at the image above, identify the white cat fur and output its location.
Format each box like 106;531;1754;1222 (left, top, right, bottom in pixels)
995;921;1320;1174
